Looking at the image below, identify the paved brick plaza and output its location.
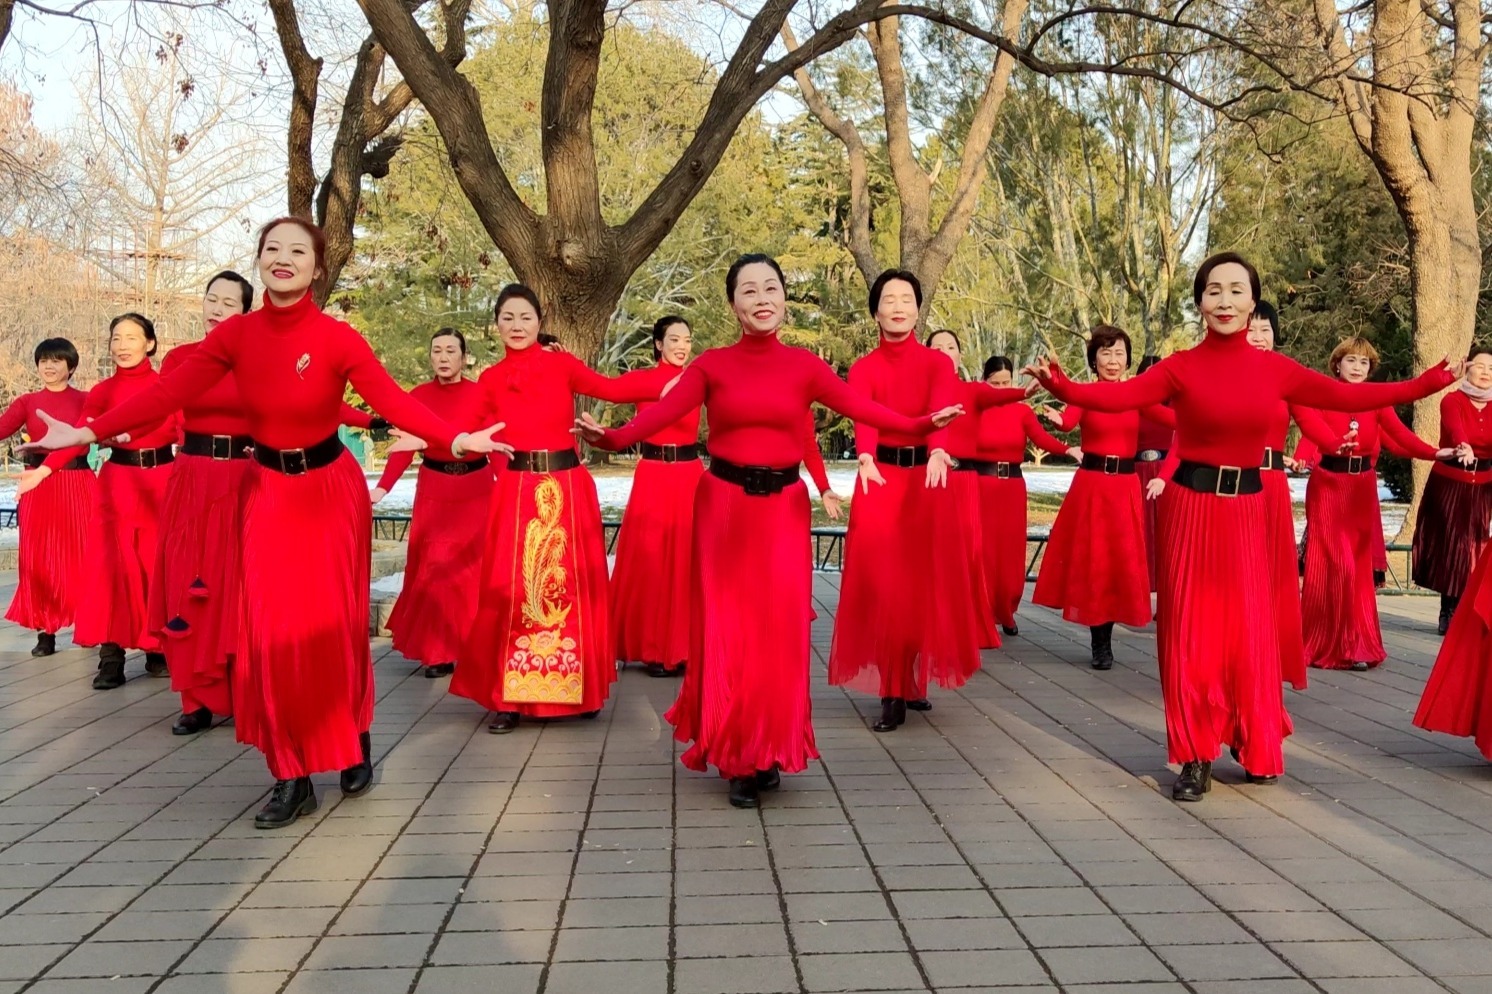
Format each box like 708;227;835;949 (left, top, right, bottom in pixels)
2;571;1492;994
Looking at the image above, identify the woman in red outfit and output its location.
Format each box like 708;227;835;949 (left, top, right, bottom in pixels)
24;314;180;690
1295;338;1453;672
370;328;495;680
145;271;254;735
1;338;94;657
975;356;1076;637
1034;326;1171;671
1413;348;1492;635
1028;253;1456;802
24;217;506;829
440;284;662;735
576;254;960;808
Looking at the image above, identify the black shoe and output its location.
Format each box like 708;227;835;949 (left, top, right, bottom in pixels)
756;766;781;791
872;697;907;732
1172;761;1213;802
254;777;317;829
340;732;374;797
31;632;56;657
424;662;455;678
728;776;759;808
93;644;126;690
1350;661;1370;672
144;652;168;677
1230;746;1278;784
171;707;213;736
488;711;521;734
905;698;932;712
1439;595;1459;636
1090;623;1115;671
645;662;683;678
1001;623;1019;636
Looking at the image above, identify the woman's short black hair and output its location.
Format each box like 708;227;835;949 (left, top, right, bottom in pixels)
205;270;254;312
431;327;467;354
1252;299;1279;340
34;337;79;372
1468;345;1492;363
110;312;158;356
1192;252;1261;306
982;355;1015;380
537;332;561;348
1086;325;1132;372
869;268;923;316
925;329;961;351
1136;354;1162;374
725;253;785;300
495;283;543;321
652;315;689;360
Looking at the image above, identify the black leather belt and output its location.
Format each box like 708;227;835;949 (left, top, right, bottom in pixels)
109;445;175;469
640;442;700;463
1319;454;1375;474
876;445;929;468
953;458;1024;479
1262;448;1285;471
180;431;253;460
252;433;343;476
1080;453;1135;475
509;448;581;474
1137;449;1168;462
23;452;89;471
421;456;489;476
708;455;800;496
1442;456;1492;472
1172;460;1264;496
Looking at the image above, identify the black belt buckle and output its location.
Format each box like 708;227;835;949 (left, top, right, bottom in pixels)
528;450;551;474
278;448;308;476
741;466;773;496
211;435;234;461
1215;465;1242;497
889;447;917;468
1103;454;1120;475
658;443;678;464
1347;455;1365;474
137;447;158;469
995;462;1012;479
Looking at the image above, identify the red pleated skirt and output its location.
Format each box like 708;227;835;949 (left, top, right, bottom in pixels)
73;460;170;650
979;473;1028;630
454;464;614;718
234;452;372;779
1033;468;1151;628
1136;458;1166;591
7;466;94;634
666;474;817;778
1413;469;1492;598
387;464;495;667
1301;469;1383;669
950;469;1001;649
611;457;704;670
1415;548;1492;756
1157;484;1291;775
829;463;984;699
1263;469;1307;689
151;453;247;715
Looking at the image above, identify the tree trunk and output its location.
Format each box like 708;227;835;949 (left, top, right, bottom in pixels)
0;0;15;55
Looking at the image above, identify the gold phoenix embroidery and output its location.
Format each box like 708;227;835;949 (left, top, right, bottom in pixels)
520;476;572;630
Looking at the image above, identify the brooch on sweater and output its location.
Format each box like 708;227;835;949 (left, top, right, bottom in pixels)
296;353;311;378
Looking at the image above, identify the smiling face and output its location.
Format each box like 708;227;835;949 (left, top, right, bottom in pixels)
110;319;151;369
36;356;71;387
1246;315;1275;351
1093;341;1129;382
658;321;693;368
1468;352;1492;391
927;331;961;368
203;277;248;332
430;334;465;381
498;297;542;351
875;279;920;341
730;262;786;336
1336;353;1373;383
1198;261;1256;337
257;222;321;302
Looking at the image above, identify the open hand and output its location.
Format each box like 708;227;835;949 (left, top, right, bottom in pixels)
571;412;607;447
926;449;952;489
453;424;513;458
387;429;427;454
1039;404;1065;427
15;466;51;496
930;405;963;429
821;491;845;521
1145;477;1165;501
370;486;388;505
16;411;93;454
856;454;886;494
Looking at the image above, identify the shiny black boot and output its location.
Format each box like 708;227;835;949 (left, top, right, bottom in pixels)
144;652;168;677
1439;595;1459;636
31;632;56;657
1172;761;1212;802
1090;623;1115;670
172;707;213;736
93;643;126;690
755;766;781;791
339;732;374;797
254;777;317;829
488;711;521;734
872;697;907;732
1001;623;1019;637
906;698;932;712
424;662;455;678
728;776;759;808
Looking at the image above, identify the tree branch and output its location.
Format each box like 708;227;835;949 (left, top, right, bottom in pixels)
267;0;321;219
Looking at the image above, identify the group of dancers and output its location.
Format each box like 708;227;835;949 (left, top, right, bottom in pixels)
7;217;1492;826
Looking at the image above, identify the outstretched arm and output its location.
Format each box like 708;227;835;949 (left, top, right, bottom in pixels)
569;359;665;404
1022;407;1073;457
592;365;708;451
1034;356;1178;412
811;361;938;436
1279;355;1456;411
1293;407;1348;454
1378;407;1440;461
81;336;231;442
0;396;26;441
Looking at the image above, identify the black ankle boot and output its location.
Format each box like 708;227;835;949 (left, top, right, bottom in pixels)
339;732;374;797
31;632;56;657
172;707;213;736
423;662;455;678
488;711;520;734
1001;623;1019;636
872;697;907;732
254;777;317;829
1439;595;1459;636
93;643;126;690
728;776;759;808
145;652;168;677
755;766;781;791
905;698;932;712
1172;761;1213;802
1090;623;1115;670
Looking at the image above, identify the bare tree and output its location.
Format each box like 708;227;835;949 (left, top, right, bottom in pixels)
0;0;14;53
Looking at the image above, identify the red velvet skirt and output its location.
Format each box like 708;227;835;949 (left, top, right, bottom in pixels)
7;466;94;634
388;463;495;667
1413;469;1492;598
1136;457;1166;591
73;460;170;650
233;452;372;779
1301;469;1383;669
979;473;1028;630
666;474;817;778
829;463;985;699
151;453;247;715
1157;484;1291;775
453;463;614;718
950;468;1001;649
1033;467;1151;628
1416;547;1492;756
611;457;704;670
1263;469;1307;689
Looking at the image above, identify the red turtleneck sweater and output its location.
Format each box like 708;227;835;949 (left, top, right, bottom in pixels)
1294;405;1439;461
1043;329;1455;464
598;333;933;462
86;293;460;452
977;404;1071;463
45;361;180;470
163;340;252;438
0;386;88;448
1049;402;1174;460
942;380;1034;460
849;336;958;455
376;377;492;490
476;345;661;451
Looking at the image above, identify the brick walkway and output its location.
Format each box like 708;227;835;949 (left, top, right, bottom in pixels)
2;571;1491;993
